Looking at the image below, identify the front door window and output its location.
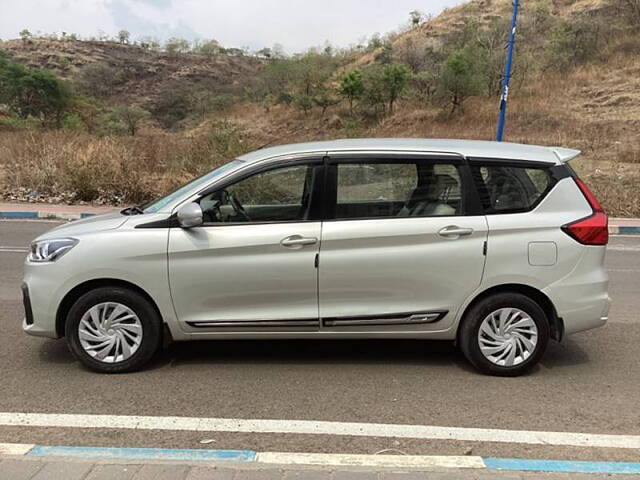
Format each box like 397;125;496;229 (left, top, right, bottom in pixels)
199;164;315;224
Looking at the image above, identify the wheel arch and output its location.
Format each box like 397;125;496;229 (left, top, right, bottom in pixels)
55;278;164;338
456;283;564;342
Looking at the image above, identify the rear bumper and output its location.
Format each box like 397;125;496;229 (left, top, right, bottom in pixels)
544;247;610;336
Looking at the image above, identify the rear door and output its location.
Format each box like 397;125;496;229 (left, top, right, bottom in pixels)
318;153;488;331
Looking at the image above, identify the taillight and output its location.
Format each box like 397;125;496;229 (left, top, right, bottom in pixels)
562;178;608;245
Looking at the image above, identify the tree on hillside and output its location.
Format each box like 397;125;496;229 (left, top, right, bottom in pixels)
339;70;364;115
396;37;424;73
118;30;130;44
272;43;287;59
165;37;190;55
153;89;191;128
382;64;410;113
440;47;483;114
70;96;103;134
312;91;340;117
257;60;298;98
295;52;334;97
294;94;313;115
19;29;32;42
410;10;423;27
545;20;602;70
108;105;149;135
139;36;161;51
256;47;272;59
367;33;383;52
411;70;439;104
472;18;510;97
361;66;388;116
75;62;125;98
197;39;221;57
374;41;393;64
0;54;71;126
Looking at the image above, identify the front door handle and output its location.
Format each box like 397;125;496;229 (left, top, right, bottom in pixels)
438;226;474;238
280;235;318;248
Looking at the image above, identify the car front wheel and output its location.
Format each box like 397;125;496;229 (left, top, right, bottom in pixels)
459;292;550;376
65;286;162;373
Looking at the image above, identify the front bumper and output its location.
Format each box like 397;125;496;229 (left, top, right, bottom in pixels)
21;266;63;339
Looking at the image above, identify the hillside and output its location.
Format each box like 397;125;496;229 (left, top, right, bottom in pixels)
0;0;639;215
0;37;263;116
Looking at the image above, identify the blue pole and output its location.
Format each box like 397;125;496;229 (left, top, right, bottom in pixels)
496;0;519;142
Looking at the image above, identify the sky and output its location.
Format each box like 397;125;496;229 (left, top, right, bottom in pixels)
0;0;464;53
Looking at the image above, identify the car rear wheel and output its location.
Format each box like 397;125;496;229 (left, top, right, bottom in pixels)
459;292;550;376
65;287;162;373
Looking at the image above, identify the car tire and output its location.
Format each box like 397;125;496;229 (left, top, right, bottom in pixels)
459;292;550;377
65;286;162;373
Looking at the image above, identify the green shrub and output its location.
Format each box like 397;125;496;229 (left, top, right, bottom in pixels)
545;20;603;69
61;112;84;131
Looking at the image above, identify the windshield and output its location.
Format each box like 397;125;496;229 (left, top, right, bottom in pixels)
143;160;244;214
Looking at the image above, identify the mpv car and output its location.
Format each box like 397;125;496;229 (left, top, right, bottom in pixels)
23;139;610;376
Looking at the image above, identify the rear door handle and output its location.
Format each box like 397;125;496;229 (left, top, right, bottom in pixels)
280;235;318;248
438;226;474;238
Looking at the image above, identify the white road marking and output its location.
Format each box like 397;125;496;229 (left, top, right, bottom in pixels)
0;219;64;224
0;443;34;455
607;245;640;252
256;452;485;468
2;412;640;449
0;246;28;253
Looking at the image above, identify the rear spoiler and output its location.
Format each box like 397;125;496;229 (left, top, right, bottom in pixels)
552;147;581;163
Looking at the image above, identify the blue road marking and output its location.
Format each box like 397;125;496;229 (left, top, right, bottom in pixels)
28;445;256;462
484;457;640;474
0;211;39;219
619;226;640;235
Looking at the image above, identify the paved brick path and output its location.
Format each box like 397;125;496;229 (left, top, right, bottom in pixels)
3;456;638;480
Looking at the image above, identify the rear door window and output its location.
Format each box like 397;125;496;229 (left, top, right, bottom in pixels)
470;163;554;213
334;160;463;219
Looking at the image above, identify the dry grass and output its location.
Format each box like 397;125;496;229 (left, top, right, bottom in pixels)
0;123;254;205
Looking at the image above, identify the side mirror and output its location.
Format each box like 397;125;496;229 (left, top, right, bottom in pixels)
177;202;203;228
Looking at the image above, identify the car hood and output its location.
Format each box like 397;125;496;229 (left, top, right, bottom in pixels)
36;212;129;240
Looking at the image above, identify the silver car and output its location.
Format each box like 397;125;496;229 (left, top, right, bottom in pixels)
22;139;610;375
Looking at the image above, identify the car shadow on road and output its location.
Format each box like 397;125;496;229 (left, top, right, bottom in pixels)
36;335;591;374
37;337;75;365
159;338;464;368
542;337;591;370
149;336;591;374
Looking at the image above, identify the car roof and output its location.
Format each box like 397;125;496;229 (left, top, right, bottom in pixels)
237;138;580;165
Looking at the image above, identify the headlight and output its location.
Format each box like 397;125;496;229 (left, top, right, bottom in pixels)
29;238;78;263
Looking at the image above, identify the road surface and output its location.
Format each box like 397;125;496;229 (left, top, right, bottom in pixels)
1;220;639;463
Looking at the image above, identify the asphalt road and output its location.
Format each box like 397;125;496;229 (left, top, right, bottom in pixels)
1;220;640;462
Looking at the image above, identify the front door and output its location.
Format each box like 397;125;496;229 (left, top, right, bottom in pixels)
318;155;488;330
168;161;323;330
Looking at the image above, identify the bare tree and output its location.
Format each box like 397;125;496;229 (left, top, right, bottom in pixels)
118;30;130;44
409;10;423;27
109;105;149;135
